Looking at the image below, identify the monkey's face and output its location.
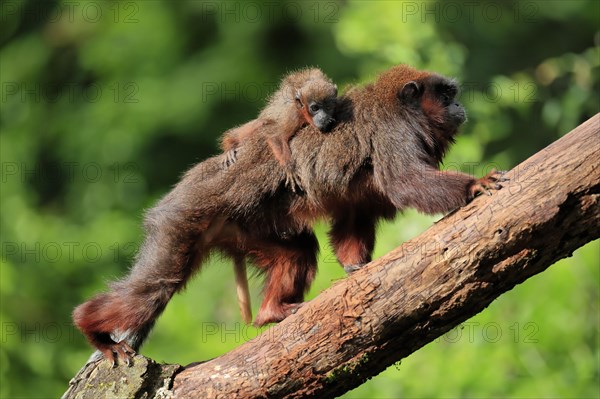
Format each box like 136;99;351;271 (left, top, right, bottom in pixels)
308;95;337;132
397;74;466;138
296;82;338;133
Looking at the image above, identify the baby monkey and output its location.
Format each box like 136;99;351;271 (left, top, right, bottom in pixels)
221;67;338;191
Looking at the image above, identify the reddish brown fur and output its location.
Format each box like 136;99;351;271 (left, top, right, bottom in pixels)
220;68;337;189
73;64;503;365
218;68;336;324
220;119;267;153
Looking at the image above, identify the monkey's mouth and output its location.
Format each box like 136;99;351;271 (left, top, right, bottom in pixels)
453;108;467;125
316;116;336;132
447;103;467;130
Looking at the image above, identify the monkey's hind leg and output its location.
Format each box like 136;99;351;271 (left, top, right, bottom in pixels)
221;119;270;168
223;149;238;168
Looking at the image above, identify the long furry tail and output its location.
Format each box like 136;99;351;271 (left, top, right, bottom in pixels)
233;256;252;324
72;275;180;364
72;202;206;364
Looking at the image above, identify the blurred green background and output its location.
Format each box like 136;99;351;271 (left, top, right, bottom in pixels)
1;0;598;398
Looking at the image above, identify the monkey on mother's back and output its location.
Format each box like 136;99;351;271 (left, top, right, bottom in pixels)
221;67;338;192
73;64;504;365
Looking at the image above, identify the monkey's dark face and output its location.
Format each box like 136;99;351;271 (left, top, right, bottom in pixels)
296;82;338;132
307;96;337;132
398;74;466;137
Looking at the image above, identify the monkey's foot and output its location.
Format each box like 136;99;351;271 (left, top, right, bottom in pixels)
282;302;305;315
222;149;238;168
100;341;136;368
254;302;305;327
468;169;508;200
344;263;366;274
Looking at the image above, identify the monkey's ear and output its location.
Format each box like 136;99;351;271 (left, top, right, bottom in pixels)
295;89;303;108
399;81;423;104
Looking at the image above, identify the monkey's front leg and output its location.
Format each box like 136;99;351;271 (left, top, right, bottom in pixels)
468;169;508;199
388;167;507;215
329;211;376;274
251;231;318;326
266;135;303;193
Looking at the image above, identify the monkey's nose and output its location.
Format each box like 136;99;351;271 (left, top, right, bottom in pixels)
323;118;336;132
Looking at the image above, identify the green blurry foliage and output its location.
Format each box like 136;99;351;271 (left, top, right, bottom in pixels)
0;0;597;397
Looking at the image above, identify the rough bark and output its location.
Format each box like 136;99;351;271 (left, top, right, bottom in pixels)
63;114;600;399
62;356;181;399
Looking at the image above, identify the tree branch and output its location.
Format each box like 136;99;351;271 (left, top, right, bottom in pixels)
63;114;600;399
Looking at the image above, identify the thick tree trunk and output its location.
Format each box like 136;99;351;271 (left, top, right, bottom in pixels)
63;114;600;399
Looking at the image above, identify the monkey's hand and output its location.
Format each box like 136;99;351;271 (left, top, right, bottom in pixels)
100;340;136;368
222;149;238;169
468;169;508;200
283;162;304;193
344;263;367;274
254;302;305;326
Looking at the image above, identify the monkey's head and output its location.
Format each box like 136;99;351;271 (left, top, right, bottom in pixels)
295;83;338;132
287;68;338;132
376;65;467;141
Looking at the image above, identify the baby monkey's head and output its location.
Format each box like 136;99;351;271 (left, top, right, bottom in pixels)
287;68;338;132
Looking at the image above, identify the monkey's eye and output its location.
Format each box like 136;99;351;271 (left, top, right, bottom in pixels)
309;103;321;114
439;85;457;105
